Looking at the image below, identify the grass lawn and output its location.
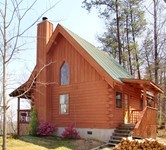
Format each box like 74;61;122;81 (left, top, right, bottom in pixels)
0;135;103;150
0;136;75;150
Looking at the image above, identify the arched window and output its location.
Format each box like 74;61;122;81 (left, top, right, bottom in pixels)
60;62;69;85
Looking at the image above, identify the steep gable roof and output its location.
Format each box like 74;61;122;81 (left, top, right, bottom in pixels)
63;26;133;82
47;24;133;84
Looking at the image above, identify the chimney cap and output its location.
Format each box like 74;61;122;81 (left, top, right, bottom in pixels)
42;17;48;21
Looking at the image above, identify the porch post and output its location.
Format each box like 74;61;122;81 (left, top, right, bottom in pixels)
143;88;147;108
17;97;20;136
154;94;157;108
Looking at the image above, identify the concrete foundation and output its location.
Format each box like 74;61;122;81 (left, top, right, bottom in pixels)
57;127;114;142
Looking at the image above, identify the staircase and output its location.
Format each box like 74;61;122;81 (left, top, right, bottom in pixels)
109;124;135;146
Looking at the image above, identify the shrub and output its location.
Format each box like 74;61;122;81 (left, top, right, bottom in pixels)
37;122;58;136
61;123;80;139
29;107;38;136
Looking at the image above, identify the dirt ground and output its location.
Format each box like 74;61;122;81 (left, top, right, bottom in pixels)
73;139;105;150
157;129;166;143
73;129;166;150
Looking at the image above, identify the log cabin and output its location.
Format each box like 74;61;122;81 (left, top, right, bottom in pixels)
10;18;163;142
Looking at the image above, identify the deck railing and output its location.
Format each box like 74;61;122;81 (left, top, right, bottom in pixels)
133;107;157;138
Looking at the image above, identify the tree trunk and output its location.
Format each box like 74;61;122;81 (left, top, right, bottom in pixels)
153;0;161;128
145;45;152;80
2;30;7;150
153;0;158;84
2;63;7;150
129;2;141;79
122;41;126;69
115;0;122;65
126;12;133;75
2;1;7;149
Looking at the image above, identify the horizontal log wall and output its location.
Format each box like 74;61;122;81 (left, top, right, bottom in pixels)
52;81;110;128
46;36;111;128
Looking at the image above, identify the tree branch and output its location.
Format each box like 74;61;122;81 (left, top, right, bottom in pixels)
7;61;56;104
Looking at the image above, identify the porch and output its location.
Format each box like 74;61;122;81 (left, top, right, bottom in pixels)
122;78;164;138
9;83;33;136
16;97;31;135
17;109;31;135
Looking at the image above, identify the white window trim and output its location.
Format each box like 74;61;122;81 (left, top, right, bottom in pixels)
59;94;69;114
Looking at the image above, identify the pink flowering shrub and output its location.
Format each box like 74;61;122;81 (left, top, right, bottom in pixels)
61;123;80;139
37;122;58;136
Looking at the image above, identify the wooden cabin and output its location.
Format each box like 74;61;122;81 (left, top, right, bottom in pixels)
10;18;163;142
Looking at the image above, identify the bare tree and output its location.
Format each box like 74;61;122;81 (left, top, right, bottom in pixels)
7;107;17;134
0;0;59;149
0;94;2;135
143;0;165;127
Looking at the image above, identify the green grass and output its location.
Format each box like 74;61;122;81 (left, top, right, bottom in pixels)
0;135;75;150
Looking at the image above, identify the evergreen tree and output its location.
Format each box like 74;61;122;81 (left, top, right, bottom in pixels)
83;0;123;64
29;107;38;136
83;0;146;78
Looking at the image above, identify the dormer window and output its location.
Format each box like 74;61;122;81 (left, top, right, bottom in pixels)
60;62;69;85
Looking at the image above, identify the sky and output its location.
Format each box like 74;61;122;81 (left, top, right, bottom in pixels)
11;0;104;80
8;0;105;110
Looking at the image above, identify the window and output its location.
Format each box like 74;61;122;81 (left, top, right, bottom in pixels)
59;94;69;114
60;62;69;85
116;92;122;108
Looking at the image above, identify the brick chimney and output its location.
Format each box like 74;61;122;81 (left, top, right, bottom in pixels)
37;17;53;66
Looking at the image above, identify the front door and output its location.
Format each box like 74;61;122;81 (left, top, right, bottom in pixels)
124;94;129;123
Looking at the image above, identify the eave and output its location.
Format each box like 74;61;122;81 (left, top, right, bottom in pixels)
121;78;164;94
9;66;37;99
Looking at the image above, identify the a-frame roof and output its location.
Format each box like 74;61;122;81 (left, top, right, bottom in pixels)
47;24;133;84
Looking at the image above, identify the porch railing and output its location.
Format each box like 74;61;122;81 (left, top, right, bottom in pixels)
130;110;142;124
18;109;31;135
133;106;157;138
18;109;31;124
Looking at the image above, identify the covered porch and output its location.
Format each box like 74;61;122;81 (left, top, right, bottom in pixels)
122;78;164;138
9;83;33;135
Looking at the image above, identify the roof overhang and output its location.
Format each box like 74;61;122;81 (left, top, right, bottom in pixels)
9;82;32;99
9;66;37;99
121;78;164;94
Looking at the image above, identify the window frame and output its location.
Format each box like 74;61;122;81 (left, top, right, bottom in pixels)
116;92;122;108
59;94;69;114
60;61;69;86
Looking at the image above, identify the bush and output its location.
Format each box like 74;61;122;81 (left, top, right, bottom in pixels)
29;107;38;136
37;122;58;136
61;123;80;139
